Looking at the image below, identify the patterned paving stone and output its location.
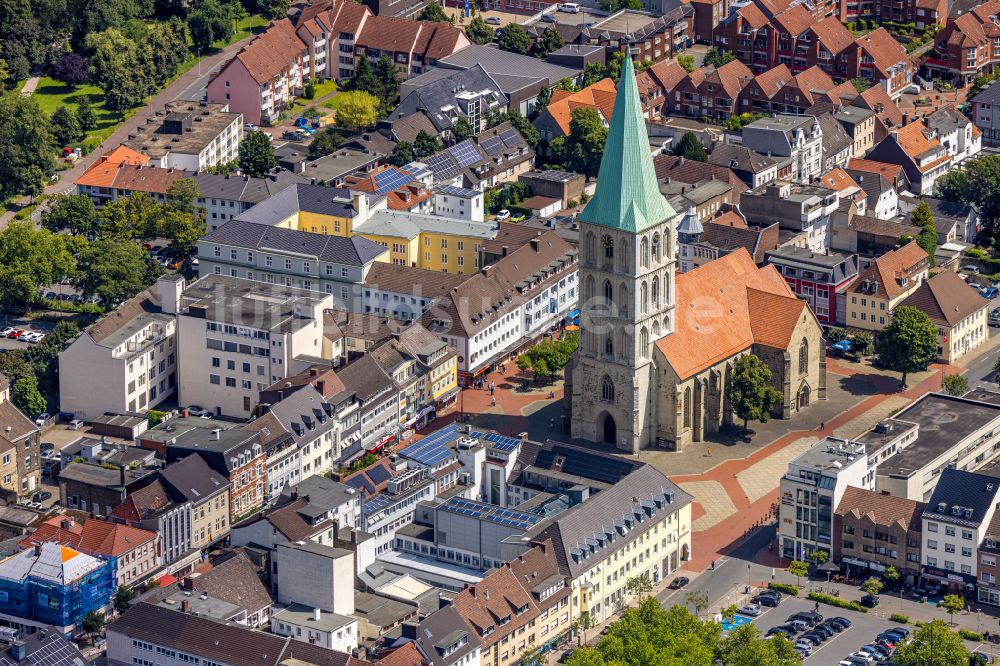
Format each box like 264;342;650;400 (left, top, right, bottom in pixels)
678;480;739;532
735;436;817;505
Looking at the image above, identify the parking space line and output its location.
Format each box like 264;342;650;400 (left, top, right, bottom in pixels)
803;625;852;662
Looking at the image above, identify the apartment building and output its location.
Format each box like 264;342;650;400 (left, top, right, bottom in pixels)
831;105;878;158
742;115;824;184
335;354;400;454
899;269;990;364
921;468;1000;591
927;0;1000;86
175;276;334;417
158;453;231;549
740;182;839;252
0;376;41;498
166;428;267;521
206;18;307;126
112;478;194;568
736;66;854;119
833;486;924;584
59;275;181;421
765;246;859;325
590;7;695;68
868;120;952;194
977;511;1000;605
779;437;875;561
838;28;914;98
972;81;1000;147
673;59;754;120
844;240;929;331
122;101;243;172
925;104;982;164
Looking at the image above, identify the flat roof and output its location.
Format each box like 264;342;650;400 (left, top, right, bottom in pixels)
355;209;498;241
876;393;1000;477
789;437;867;474
180;275;328;332
271;603;355;632
766;246;852;268
123;101;240;159
591;9;659;33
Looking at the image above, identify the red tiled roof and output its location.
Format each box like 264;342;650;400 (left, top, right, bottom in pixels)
855;85;903;128
655;249;809;380
704;59;754;98
543;78;618;135
853;27;910;75
79;519;157;557
76;146;150;188
809;17;854;54
847;241;928;300
18;516;83;550
895;120;949;173
738;0;771;27
773;4;813;36
110;164;189;195
228;19;305;86
753;64;793;99
847;157;903;182
836;486;925;531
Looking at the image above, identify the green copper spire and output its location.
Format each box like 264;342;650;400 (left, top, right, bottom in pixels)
578;56;676;233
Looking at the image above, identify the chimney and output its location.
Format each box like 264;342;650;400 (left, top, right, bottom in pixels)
316;379;325;395
314;608;322;621
529;239;539;251
181;599;190;613
34;544;41;557
212;429;221;441
10;642;25;662
332;523;339;541
60;518;71;530
120;465;127;487
501;245;508;256
351;529;358;545
309;367;319;377
183;576;196;591
157;274;185;315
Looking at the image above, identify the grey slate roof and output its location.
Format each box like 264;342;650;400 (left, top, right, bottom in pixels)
525;464;693;578
139;550;272;615
158;453;228;503
919;197;975;223
925;104;973;134
334;355;395;403
973;79;1000;106
392;64;508;133
434;45;580;89
203;219;387;266
194;171;309;206
708;144;781;174
922;467;1000;528
264;385;337;447
416;605;480;666
281;475;358;511
816;113;853;159
235;183;363;224
846;169;893;202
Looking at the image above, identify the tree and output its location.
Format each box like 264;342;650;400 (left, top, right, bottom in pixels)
23;165;46;203
703;47;735;68
420;2;450;22
911;200;938;266
861;577;883;597
330;90;380;130
465;15;493;45
625;573;652;599
76;96;97;133
726;112;765;131
875;306;938;388
73;238;157;310
113;585;136;614
685;590;709;617
0;223;76;305
452;115;474;142
162;179;206;248
940;594;964;625
42;194;98;236
52;50;89;85
808;549;828;565
599;0;642;10
532;85;551;116
12;375;45;416
497;23;531;55
852;330;874;356
0;94;55;199
304;80;316;99
188;0;234;52
550;107;607;178
487;109;540;149
372;54;401;110
883;565;900;591
894;619;969;666
85;29;153;114
97;191;161;240
605;51;626;83
728;353;782;434
851;77;872;93
51;105;83;147
942;373;970;396
787;560;809;586
414;130;442;158
388;140;414;167
677;54;695;72
535;26;564;58
350;55;380;98
936;155;1000;240
308;128;343;159
672;131;707;162
239;130;276;177
717;624;800;666
81;610;105;636
256;0;290;19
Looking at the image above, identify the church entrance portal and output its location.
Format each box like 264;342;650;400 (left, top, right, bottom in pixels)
603;414;617;445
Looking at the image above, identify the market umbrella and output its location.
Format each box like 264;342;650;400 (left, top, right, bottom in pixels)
817;559;840;585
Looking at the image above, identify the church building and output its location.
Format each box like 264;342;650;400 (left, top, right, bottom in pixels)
565;57;827;453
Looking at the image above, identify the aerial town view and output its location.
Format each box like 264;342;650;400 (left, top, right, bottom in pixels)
6;0;1000;663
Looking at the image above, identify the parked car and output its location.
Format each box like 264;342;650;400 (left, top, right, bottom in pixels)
40;442;54;455
485;16;501;24
496;209;511;221
784;619;808;632
0;327;14;337
983;286;999;299
510;214;526;223
6;329;23;338
668;576;689;589
32;491;51;503
990;307;1000;327
26;332;45;343
69;419;84;430
828;617;852;629
962;264;980;272
860;594;880;608
34;413;49;426
558;2;581;11
789;611;822;626
540;13;556;22
737;604;761;616
797;633;823;645
766;626;794;638
187;405;212;418
752;593;780;607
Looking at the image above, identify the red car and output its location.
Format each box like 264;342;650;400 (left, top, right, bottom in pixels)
6;329;23;339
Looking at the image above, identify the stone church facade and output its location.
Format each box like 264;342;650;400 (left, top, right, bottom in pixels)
566;57;826;453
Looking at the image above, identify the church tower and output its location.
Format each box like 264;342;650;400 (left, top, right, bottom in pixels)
567;56;679;453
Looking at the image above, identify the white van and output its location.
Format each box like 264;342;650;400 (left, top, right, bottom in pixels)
558;2;581;12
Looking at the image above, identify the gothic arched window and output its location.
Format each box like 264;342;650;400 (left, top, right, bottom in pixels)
651;278;659;308
605;337;614;356
640;326;649;353
652;320;661;337
603;279;613;304
618;283;629;317
652;233;661;262
602;376;615;402
585;275;595;301
618;238;630;272
585;232;596;265
683;387;692;428
602;234;614;263
640;281;648;314
799;337;809;374
640;237;649;268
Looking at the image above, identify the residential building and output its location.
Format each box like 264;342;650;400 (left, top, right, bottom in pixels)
816;112;854;171
899;269;989;364
158;454;230;549
121;101;243;171
389;65;507;137
335;354;401;454
414;122;535;190
0;626;88;665
0;379;40;499
832;104;878;158
921;468;1000;590
112;478;194;569
654;154;750;202
175;275;334;418
59;275;180;422
765;246;859;325
589;8;694;67
432;185;484;222
106;603;366;666
0;542;115;635
661;177;735;222
741;115;824;183
73;145;150;204
867;120;952;194
845;169;898;220
833;486;925;584
838;28;914;98
673;59;754;121
518;171;585;210
165;429;266;522
206;18;307;126
845;241;929;330
740;182;840;252
270;604;358;654
58;463;149;516
977;511;1000;605
411;604;481;666
534;78;617;143
819;167;867;214
907;197;980;244
363;263;466;321
972;80;1000;147
926;0;1000;86
343;166;433;214
348;16;469;80
677;216;783;272
635;59;688;118
779;436;875;561
925;104;982;164
360;465;436;556
707;144;784;189
274;539;355;616
197;170;312;231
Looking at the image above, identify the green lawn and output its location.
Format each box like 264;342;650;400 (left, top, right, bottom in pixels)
210;14;269;50
30;77;121;150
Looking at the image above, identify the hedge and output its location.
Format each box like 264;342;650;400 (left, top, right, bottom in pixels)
959;629;984;642
806;592;867;613
889;613;910;624
768;583;800;596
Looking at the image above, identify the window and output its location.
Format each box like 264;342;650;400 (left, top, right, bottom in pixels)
798;337;809;374
602;376;615;402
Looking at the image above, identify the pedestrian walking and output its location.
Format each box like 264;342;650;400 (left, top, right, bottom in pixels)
491;396;496;407
711;560;715;570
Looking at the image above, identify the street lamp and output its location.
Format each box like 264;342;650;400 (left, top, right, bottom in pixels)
747;563;752;593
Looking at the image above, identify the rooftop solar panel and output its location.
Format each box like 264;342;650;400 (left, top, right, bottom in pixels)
373;168;413;195
499;128;521;145
366;463;392;486
472;431;520;453
480;136;504;156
